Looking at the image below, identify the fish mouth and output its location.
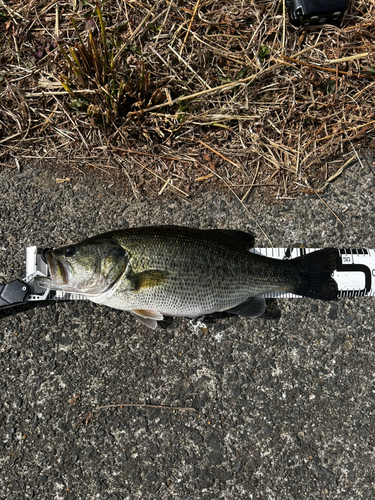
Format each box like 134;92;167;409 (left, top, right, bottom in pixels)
45;250;69;287
41;247;52;264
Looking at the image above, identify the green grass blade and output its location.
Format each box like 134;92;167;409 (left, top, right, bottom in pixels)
88;30;103;84
96;1;109;73
71;17;85;47
69;47;86;86
59;76;76;96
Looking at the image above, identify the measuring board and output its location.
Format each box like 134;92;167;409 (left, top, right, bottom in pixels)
24;246;375;302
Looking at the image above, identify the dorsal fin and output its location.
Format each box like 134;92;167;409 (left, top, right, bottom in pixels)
160;226;255;250
205;229;255;250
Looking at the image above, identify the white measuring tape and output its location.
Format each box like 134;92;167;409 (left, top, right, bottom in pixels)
25;246;375;301
252;248;374;298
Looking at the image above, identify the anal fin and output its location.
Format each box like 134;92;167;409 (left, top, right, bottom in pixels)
131;309;164;329
226;296;266;318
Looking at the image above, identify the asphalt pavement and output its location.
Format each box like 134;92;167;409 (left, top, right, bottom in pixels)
1;151;375;499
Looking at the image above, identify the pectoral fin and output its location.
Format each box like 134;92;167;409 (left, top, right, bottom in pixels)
129;270;169;291
131;309;164;329
226;296;266;318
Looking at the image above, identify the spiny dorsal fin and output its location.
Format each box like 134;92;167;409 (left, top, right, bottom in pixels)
205;229;255;250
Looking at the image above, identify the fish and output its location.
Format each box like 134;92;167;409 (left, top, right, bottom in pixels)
35;226;339;329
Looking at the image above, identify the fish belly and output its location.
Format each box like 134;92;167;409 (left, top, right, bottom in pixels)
94;274;253;317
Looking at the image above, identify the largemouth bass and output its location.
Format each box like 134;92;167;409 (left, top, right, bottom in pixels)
36;226;339;329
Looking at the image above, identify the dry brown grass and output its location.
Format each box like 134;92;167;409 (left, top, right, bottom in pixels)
0;0;374;202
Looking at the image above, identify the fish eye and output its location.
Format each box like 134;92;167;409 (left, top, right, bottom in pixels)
65;246;77;257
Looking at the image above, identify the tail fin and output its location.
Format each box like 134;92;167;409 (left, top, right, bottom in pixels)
292;248;339;301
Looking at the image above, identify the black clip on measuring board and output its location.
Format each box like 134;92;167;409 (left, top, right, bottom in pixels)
0;247;53;313
0;280;30;310
286;0;349;27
